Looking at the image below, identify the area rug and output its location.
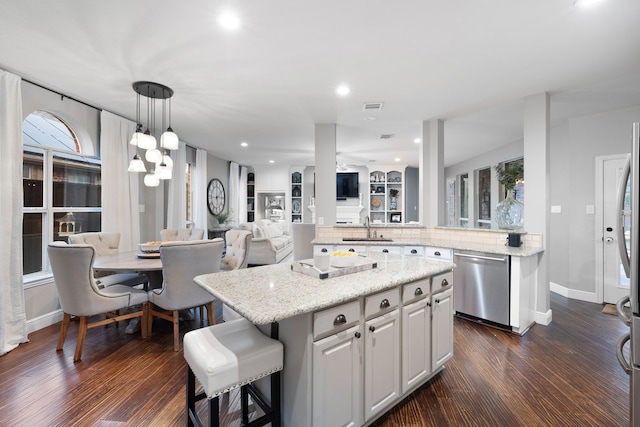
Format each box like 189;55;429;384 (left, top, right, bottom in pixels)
602;304;618;315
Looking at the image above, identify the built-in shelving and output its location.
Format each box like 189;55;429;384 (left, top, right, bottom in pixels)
247;172;255;222
291;170;303;223
369;167;405;224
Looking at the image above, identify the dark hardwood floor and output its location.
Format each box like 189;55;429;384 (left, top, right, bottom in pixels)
0;293;630;426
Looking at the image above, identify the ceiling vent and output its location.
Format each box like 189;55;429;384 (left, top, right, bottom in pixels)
380;134;395;139
363;102;384;111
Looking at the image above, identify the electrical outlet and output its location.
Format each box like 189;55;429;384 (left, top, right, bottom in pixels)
318;217;324;225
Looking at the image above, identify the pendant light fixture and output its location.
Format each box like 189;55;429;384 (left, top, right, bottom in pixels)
128;81;179;186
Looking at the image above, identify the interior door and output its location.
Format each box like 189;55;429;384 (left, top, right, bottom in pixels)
603;156;630;304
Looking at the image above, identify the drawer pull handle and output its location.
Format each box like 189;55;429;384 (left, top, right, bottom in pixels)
321;248;328;253
382;249;389;253
349;248;355;252
415;287;423;296
427;301;432;307
369;325;376;332
435;298;441;304
355;332;361;339
434;251;441;256
380;299;390;309
411;249;417;254
441;279;449;287
334;314;346;325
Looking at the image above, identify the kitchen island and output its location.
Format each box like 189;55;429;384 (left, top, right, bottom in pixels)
194;253;454;426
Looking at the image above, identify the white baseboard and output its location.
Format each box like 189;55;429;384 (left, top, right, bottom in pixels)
550;281;598;303
536;309;552;325
27;309;63;334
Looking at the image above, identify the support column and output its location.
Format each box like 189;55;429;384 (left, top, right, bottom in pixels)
523;92;551;324
419;119;445;226
314;124;337;226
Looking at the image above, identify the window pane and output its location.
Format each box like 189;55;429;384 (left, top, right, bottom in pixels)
23;213;43;274
477;167;491;229
52;154;101;208
54;211;101;240
23;150;44;207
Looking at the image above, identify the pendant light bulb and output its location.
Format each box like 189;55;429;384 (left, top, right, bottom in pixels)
145;148;162;163
161;128;179;150
138;129;156;150
127;153;147;172
144;171;160;187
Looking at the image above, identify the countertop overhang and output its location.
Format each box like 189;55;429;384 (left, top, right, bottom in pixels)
194;253;453;325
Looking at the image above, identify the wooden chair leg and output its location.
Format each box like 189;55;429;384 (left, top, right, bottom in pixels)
173;310;180;352
57;312;71;351
147;304;155;337
73;316;89;362
206;302;215;326
199;306;204;325
141;303;148;339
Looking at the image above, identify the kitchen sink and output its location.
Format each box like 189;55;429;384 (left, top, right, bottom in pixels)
342;237;393;242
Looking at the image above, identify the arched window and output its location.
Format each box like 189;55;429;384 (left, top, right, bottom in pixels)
22;111;102;279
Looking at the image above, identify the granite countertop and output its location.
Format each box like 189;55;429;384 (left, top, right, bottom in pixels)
194;253;453;325
313;237;543;257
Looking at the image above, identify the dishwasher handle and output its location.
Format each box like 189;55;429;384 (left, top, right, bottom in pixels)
454;252;508;263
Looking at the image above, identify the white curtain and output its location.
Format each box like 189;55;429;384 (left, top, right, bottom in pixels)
228;162;240;226
238;166;248;224
166;141;187;229
192;148;208;231
0;69;28;355
100;111;140;251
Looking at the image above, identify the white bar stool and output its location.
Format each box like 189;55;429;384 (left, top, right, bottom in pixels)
183;318;284;427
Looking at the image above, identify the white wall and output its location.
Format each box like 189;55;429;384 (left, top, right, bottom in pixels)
549;105;640;295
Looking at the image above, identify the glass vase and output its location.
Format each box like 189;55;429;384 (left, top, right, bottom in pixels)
495;189;524;230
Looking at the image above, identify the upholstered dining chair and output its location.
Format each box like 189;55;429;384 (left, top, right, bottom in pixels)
47;242;149;362
68;231;148;288
220;229;252;271
159;228;205;241
148;239;224;351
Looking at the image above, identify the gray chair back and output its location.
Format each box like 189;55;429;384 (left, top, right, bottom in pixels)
221;230;252;270
160;228;205;241
68;232;121;256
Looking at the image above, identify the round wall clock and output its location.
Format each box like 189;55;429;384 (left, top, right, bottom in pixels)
207;178;226;215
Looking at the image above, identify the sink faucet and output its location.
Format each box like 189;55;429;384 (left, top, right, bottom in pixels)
364;215;371;239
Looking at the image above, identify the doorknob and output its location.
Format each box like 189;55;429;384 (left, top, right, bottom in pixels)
604;237;614;244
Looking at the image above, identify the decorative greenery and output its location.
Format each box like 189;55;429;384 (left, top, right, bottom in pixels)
214;211;231;224
495;163;523;191
389;188;399;198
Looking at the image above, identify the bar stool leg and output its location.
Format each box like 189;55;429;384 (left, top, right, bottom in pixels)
272;371;282;427
186;366;196;427
241;384;249;424
209;396;219;427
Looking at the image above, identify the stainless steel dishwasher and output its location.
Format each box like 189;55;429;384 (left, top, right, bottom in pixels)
453;250;510;328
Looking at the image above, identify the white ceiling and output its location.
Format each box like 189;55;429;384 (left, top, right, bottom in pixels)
1;0;639;168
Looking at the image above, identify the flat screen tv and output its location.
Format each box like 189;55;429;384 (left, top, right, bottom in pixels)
336;172;359;200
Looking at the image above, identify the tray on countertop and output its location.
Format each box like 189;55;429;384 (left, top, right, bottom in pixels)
137;252;160;259
291;257;377;280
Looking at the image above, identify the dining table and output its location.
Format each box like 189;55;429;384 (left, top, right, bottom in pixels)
92;250;163;289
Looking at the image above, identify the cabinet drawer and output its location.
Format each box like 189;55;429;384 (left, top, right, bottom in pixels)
425;247;452;261
334;245;365;254
314;245;333;255
432;271;453;294
402;278;429;304
314;300;361;340
365;288;399;320
368;246;402;255
403;246;424;257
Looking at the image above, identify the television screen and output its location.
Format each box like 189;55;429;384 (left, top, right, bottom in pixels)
336;172;359;199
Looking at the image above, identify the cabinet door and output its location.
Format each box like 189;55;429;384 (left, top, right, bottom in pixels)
364;309;400;421
313;324;363;427
432;287;454;371
401;298;430;394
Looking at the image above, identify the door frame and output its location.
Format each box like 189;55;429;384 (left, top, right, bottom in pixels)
595;153;628;304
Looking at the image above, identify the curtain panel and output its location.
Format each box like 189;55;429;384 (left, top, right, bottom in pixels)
0;69;28;355
193;148;208;231
100;111;140;252
167;141;187;230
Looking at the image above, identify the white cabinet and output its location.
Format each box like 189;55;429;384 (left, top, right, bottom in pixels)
432;286;454;371
313;301;363;427
401;279;431;394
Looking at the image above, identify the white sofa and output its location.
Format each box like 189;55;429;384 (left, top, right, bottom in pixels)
238;220;293;265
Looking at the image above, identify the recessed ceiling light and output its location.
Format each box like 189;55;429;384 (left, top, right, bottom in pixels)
574;0;603;7
364;116;376;121
240;142;248;147
269;160;275;164
414;138;421;144
336;85;350;97
395;158;401;162
218;11;240;30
